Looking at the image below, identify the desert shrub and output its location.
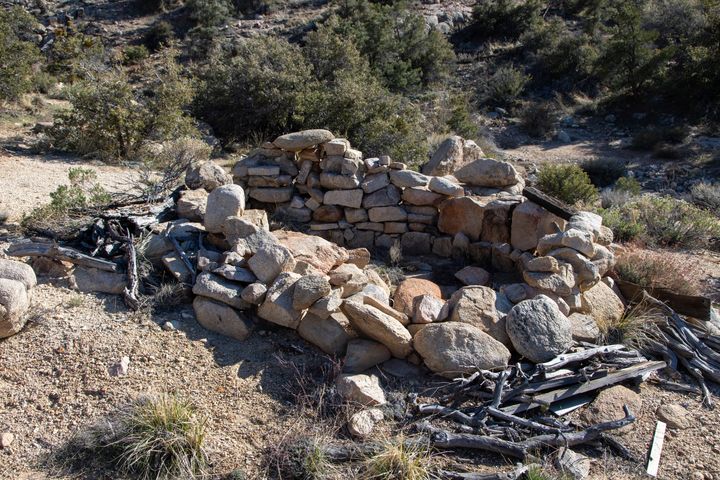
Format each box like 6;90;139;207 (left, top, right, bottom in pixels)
54;49;195;161
519;101;556;139
62;395;207;480
598;204;645;241
537;164;598;206
446;94;478;138
362;439;431;480
631;126;688;150
45;27;104;82
601;194;720;249
265;436;335;480
331;1;456;92
187;0;232;27
485;65;529;106
691;182;720;215
145;21;175;51
0;7;42;101
232;0;278;14
581;158;626;188
614;176;642;194
135;0;182;13
471;0;543;40
614;248;703;295
122;45;150;65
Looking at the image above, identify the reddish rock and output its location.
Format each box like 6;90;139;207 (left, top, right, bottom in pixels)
393;278;442;316
437;196;486;241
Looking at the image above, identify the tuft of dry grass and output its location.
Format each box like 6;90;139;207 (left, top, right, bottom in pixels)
60;394;208;480
362;438;433;480
614;248;704;296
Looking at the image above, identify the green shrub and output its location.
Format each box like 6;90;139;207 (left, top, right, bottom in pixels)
0;7;42;101
601;195;720;249
232;0;277;14
54;49;195;161
581;158;626;188
145;21;175;51
331;1;455;92
519;101;556;139
122;45;150;65
485;65;529;106
631;126;688;150
46;27;105;82
187;0;233;27
63;395;207;480
136;0;182;13
471;0;543;40
691;182;720;216
537;164;599;206
447;94;478;138
615;176;642;194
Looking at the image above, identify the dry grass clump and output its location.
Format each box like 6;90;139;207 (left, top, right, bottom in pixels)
362;438;433;480
602;300;667;346
61;394;208;480
613;248;704;296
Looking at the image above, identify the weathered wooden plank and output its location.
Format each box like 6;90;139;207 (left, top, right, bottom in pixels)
6;242;118;272
617;279;712;321
502;361;666;415
522;186;578;221
646;421;666;477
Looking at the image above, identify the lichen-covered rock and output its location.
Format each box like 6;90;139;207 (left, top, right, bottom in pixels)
293;275;332;310
414;322;511;378
193;296;253;341
0;278;29;338
505;295;573;363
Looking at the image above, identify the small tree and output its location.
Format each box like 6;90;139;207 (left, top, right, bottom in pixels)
537;164;599;206
0;7;41;101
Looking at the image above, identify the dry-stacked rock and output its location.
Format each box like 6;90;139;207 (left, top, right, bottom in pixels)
0;258;36;338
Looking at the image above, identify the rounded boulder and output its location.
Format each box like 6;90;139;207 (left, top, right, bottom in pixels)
505;295;573;363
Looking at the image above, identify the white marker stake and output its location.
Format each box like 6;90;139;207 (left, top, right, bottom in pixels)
647;420;667;477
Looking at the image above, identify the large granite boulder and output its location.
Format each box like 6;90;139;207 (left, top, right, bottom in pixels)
505;295;573;363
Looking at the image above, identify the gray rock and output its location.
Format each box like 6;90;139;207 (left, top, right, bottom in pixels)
401;187;443;206
293;275;332;310
656;404;691;430
249;187;294;203
361;172;390;193
176;188;208;222
568;313;600;342
320;172;361;190
423;135;464;176
323;138;348;156
401;231;432;255
212;264;257;283
0;278;29;338
185;161;232;191
204;184;246;233
368;206;407;223
363;185;402;208
348;409;384;438
257;272;303;328
273;129;334;151
298;312;354;355
389;169;430;188
336;373;386;406
309;289;343;318
324;189;364;209
414;322;511;378
241;282;267;305
449;286;512;345
0;259;37;290
193;296;253;341
344;339;392;373
413;294;445;324
454;266;490;286
557;448;590;480
329;263;368;297
454;158;521;187
506;295;573;363
344;208;368;224
192;272;250;310
428;176;464;196
248;244;296;284
72;267;126;295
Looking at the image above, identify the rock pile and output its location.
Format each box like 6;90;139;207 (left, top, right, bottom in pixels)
0;259;36;338
164;129;626;388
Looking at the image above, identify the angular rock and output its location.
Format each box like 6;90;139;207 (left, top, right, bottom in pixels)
249;187;294;204
72;267;126;295
423;135;464;176
449;286;511;345
336;373;386;406
257;272;303;328
193;296;253;341
402;188;443;206
361;172;390;194
273;129;334;151
176;188;208;222
308;289;343;319
505;295;573;363
656;404;691;430
510;201;566;251
537;229;596;258
298;312;354;356
557;448;591;480
0;278;29;338
275;230;349;274
523;263;576;296
454;266;490;286
393;278;442;316
204;184;246;233
192;273;249;310
248;243;296;284
481;197;518;244
329;264;369;297
414;322;511;378
347;248;371;269
323;138;348;156
362;185;401;208
241;282;267;305
401;231;432;255
344;208;368;224
454;158;521;187
344;339;392;373
568;313;600;343
342;300;413;358
348;409;384;438
413;294;445;324
368;206;407;223
313;205;344;222
324;189;363;209
580;281;625;332
185;160;232;191
438;196;485;241
389;169;429;188
213;264;256;283
293;275;332;310
320;172;361;190
428;176;464;196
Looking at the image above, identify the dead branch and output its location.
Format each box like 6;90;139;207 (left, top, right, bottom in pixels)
123;230;140;311
6;241;118;272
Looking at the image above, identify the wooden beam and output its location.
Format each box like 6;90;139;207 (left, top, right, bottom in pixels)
501;361;666;415
5;242;119;272
646;421;666;477
522;186;578;221
617;279;712;321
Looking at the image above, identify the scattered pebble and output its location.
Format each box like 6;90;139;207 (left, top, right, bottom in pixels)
1;432;15;448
